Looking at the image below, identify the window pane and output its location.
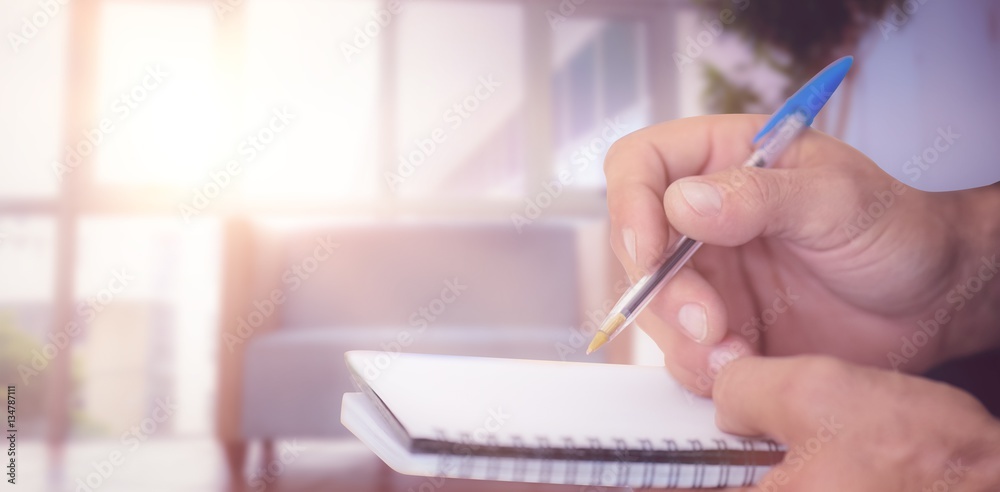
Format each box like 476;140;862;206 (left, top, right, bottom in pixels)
94;1;225;185
239;0;381;202
0;217;55;302
0;0;67;199
394;1;526;198
74;218;220;436
568;40;598;137
552;19;652;189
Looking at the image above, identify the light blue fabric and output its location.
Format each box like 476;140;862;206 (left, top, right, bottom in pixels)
840;0;1000;191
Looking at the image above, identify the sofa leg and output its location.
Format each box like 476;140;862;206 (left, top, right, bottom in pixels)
222;440;247;480
261;439;275;470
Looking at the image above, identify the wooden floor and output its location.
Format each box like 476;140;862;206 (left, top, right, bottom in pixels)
16;439;627;492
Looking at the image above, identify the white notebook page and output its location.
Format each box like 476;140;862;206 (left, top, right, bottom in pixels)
346;351;750;451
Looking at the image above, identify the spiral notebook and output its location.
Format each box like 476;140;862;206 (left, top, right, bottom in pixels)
340;351;784;488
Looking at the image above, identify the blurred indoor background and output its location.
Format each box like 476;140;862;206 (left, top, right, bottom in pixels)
1;0;997;491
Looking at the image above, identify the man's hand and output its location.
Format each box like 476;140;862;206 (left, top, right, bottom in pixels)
604;114;1000;395
655;356;1000;492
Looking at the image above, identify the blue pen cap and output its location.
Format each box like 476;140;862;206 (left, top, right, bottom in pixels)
752;56;854;144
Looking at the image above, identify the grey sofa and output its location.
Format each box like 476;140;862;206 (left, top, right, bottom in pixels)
217;219;602;472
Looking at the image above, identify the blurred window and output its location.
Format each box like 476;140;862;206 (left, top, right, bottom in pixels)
393;1;527;198
552;19;652;189
0;0;67;199
4;0;671;438
240;0;381;202
74;218;219;436
94;2;223;186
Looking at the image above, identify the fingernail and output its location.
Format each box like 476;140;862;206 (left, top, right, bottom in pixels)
679;181;722;217
678;303;708;342
622;227;637;264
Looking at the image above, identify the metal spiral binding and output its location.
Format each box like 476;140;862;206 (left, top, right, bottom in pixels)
688;439;705;487
563;437;579;484
741;439;755;487
484;434;501;480
511;435;528;480
427;428;775;487
638;439;655;488
588;437;604;485
713;439;729;487
664;438;680;488
613;438;631;487
457;432;475;478
537;436;553;483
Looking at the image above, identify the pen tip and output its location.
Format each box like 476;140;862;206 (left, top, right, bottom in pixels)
586;313;626;355
586;332;608;355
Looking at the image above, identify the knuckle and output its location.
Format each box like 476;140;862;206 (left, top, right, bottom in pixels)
603;134;645;175
603;137;632;175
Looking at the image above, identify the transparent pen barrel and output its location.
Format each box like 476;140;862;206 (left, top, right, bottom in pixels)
751;110;808;167
614;236;703;335
604;111;808;343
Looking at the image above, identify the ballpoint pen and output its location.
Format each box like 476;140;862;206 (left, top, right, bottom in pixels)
587;56;854;355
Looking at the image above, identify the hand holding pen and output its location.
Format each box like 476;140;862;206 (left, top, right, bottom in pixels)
588;56;853;355
591;55;1000;395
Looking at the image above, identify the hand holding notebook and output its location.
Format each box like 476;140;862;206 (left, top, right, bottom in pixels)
341;351;783;488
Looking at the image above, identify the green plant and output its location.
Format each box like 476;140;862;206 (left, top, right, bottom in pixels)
0;314;47;428
0;313;100;436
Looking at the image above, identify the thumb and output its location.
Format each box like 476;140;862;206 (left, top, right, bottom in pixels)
711;356;849;444
663;165;864;249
